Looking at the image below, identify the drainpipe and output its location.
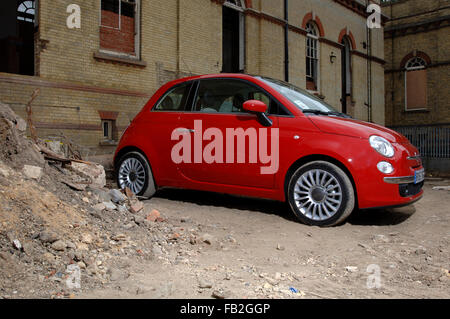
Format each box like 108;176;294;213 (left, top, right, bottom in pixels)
176;0;180;78
284;0;289;82
366;0;373;123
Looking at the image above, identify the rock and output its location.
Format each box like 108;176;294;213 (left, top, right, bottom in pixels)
146;209;161;222
109;189;127;203
82;197;90;203
200;234;214;245
12;239;22;251
265;277;278;286
415;246;427;255
432;186;450;191
111;234;127;242
77;261;87;269
0;163;11;177
212;289;227;299
125;187;135;199
62;181;87;191
373;234;390;243
93;203;106;212
152;245;163;256
66;241;76;249
81;234;93;244
134;215;145;225
117;205;128;214
23;165;42;180
345;266;358;273
276;244;285;251
103;201;117;211
51;240;67;251
0;251;12;262
108;268;128;282
39;231;59;244
71;162;106;188
89;188;112;202
130;201;144;214
198;279;213;289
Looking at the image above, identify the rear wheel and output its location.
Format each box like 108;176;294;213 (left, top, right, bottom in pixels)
287;161;355;227
116;151;156;198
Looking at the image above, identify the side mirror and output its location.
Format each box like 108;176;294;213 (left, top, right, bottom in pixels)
243;100;273;127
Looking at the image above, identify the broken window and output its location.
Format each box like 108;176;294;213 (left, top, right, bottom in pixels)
405;57;427;110
306;22;319;91
0;0;37;75
100;0;140;57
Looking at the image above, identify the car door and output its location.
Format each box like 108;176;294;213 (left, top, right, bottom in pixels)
145;81;194;184
175;78;280;189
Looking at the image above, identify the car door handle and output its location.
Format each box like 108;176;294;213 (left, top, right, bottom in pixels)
176;128;195;134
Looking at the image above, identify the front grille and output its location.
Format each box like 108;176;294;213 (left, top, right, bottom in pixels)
399;182;424;197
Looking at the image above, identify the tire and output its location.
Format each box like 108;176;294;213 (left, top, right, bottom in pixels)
287;161;355;227
116;151;156;199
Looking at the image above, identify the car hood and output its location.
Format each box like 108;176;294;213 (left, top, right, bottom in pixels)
308;116;408;143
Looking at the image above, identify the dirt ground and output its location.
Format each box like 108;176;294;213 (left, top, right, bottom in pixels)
80;181;450;299
1;101;448;300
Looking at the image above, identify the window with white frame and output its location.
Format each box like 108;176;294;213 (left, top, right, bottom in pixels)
405;57;427;110
17;1;36;23
100;0;140;57
306;22;319;91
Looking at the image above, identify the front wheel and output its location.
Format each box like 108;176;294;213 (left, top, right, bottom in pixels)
287;161;355;227
116;151;156;198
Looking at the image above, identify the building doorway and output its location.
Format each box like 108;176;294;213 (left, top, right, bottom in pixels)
222;0;244;73
340;36;352;114
0;0;36;75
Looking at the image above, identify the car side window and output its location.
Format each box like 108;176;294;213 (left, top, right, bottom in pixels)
194;79;286;115
154;82;191;111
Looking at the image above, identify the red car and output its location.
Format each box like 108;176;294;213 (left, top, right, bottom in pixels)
114;74;424;226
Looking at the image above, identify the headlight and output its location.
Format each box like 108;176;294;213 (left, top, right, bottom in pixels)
369;136;395;158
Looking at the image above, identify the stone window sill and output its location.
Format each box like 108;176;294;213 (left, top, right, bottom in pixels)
94;52;147;68
403;109;430;114
99;140;118;147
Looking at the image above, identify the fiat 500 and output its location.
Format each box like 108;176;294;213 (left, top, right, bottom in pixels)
114;74;424;226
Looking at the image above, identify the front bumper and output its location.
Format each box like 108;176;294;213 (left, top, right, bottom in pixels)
384;176;416;184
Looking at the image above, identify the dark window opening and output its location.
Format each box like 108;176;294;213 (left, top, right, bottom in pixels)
101;119;117;142
0;0;37;75
341;36;352;114
222;5;244;73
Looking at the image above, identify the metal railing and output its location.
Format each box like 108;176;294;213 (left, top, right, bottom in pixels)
391;125;450;159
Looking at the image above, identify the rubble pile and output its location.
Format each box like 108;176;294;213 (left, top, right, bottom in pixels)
0;102;206;299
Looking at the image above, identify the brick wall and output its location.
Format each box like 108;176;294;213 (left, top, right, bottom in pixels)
383;0;450;126
0;0;386;153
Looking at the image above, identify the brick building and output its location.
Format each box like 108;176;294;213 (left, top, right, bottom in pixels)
382;0;450;171
0;0;385;156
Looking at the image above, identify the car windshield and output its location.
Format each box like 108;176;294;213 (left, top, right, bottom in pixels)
256;76;340;114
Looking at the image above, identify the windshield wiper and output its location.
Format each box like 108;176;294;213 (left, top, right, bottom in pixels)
302;109;352;119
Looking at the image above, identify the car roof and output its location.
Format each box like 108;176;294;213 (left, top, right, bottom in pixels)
167;73;258;86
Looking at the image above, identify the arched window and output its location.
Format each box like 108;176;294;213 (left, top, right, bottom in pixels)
306;22;319;91
405;57;427;110
17;1;35;23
